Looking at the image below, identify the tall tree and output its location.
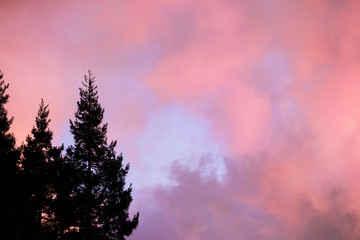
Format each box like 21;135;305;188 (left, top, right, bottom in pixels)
0;71;21;239
22;99;62;239
66;70;139;239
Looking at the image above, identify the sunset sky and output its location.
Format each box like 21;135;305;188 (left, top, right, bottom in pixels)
2;0;360;239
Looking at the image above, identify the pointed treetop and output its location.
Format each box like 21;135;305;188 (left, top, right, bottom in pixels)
0;71;14;137
0;71;10;105
35;98;51;131
83;70;96;87
26;99;53;151
69;70;107;154
80;70;98;99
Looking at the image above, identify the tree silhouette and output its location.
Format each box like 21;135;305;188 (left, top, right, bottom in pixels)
0;71;21;239
66;70;139;239
22;99;65;239
0;70;139;239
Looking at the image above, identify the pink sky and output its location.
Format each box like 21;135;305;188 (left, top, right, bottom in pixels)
2;0;360;239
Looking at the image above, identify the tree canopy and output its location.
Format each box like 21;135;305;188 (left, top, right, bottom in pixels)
0;70;139;240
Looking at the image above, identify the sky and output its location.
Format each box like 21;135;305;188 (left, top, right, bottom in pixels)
2;0;360;239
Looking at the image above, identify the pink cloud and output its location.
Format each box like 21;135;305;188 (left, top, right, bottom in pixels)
3;0;360;239
131;144;360;239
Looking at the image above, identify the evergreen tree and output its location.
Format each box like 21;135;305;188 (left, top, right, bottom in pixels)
66;70;139;239
22;99;63;239
0;71;21;239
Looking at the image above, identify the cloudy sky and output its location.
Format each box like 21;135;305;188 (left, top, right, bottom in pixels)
2;0;360;239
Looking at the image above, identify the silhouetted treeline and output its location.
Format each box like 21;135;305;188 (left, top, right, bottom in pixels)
0;70;139;240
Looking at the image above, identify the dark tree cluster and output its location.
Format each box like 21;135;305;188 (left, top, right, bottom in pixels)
0;70;139;240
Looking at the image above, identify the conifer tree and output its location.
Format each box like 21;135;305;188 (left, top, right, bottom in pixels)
66;70;139;239
22;99;62;239
0;71;21;239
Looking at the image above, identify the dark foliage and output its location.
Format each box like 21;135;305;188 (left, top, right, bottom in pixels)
0;71;21;239
66;70;139;239
22;99;64;239
0;70;139;240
